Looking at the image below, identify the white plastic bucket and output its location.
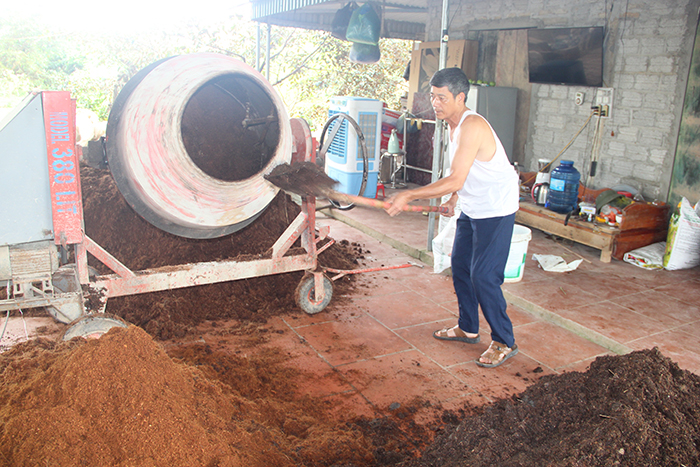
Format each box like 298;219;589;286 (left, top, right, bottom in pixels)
504;225;532;283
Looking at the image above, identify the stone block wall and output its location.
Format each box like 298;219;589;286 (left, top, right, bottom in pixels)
425;0;699;201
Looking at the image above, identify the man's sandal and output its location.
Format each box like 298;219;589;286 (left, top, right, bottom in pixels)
433;325;480;344
476;341;518;368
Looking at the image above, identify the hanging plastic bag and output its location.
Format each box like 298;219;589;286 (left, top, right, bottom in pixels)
349;42;381;64
433;215;457;273
432;194;461;273
331;2;357;41
346;2;381;45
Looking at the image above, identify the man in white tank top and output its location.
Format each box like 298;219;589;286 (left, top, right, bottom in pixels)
386;68;519;368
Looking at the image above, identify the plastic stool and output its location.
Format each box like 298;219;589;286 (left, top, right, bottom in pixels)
376;183;385;199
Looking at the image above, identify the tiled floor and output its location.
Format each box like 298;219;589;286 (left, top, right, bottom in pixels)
3;188;699;424
290;185;700;419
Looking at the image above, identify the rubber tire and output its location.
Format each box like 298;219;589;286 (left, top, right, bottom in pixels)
295;274;333;315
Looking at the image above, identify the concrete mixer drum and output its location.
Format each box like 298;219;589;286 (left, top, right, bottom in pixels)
106;53;292;239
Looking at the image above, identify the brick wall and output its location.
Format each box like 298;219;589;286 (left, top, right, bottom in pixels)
425;0;699;201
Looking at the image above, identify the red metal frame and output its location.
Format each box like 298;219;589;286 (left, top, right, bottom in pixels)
43;92;84;246
74;184;415;310
75;195;320;301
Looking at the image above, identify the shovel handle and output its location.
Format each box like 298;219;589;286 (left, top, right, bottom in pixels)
337;193;450;213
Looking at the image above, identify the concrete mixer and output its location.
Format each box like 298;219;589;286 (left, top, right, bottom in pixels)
0;53;412;340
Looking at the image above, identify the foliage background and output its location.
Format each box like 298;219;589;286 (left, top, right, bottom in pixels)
0;11;411;133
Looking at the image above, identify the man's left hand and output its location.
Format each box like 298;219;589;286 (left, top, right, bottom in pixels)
384;191;416;217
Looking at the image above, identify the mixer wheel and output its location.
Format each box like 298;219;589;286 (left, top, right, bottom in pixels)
62;313;129;341
295;274;333;315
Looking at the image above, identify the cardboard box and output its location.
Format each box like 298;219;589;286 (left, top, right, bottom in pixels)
407;40;478;110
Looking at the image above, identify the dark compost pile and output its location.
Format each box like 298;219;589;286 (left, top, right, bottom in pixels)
79;164;359;339
401;348;700;467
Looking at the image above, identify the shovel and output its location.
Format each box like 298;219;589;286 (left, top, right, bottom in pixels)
264;162;449;214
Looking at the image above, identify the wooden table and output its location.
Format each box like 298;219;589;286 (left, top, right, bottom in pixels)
516;200;670;262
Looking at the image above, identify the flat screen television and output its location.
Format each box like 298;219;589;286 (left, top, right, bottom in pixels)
528;27;604;86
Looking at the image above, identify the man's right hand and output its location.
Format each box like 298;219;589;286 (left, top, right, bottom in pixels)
440;194;458;217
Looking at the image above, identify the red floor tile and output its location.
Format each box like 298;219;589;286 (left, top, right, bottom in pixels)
627;329;700;374
507;303;540;327
655;278;700;307
514;321;610;371
611;289;700;327
553;270;650;301
557;301;673;343
557;356;597;373
395;271;457;303
352;274;410;297
336;350;476;414
354;290;454;329
678;319;700;338
503;280;602;312
451;351;557;401
322;391;380;421
394;321;485;368
293;313;412;366
436;302;492;332
287;301;367;327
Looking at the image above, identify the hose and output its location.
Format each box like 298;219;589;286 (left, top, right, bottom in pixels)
317;113;369;211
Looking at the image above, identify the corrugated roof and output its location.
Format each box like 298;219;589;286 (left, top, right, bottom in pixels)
250;0;427;41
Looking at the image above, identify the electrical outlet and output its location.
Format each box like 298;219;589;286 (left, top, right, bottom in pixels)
594;88;613;118
575;92;584;106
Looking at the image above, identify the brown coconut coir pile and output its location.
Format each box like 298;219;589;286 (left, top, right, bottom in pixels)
0;325;415;466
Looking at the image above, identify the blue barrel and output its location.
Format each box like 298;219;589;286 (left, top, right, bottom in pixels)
545;160;580;214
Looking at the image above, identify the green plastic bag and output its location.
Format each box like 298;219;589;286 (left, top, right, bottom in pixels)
331;2;357;41
346;2;381;45
349;42;381;63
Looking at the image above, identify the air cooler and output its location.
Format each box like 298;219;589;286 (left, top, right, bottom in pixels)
324;96;382;198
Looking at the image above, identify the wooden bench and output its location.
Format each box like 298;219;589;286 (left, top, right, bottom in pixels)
516;200;670;262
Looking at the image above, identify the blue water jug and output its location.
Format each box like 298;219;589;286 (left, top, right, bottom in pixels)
545;160;580;214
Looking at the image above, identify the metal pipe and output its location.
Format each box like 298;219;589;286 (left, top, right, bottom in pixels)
256;23;261;71
427;0;450;251
404;163;433;174
266;22;271;81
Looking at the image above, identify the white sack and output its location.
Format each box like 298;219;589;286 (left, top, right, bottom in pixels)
623;242;666;269
663;198;700;270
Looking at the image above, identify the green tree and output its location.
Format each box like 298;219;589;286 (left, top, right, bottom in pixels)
271;32;411;131
0;17;84;108
0;13;411;130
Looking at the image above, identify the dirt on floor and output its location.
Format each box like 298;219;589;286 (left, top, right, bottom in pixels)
1;166;699;466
